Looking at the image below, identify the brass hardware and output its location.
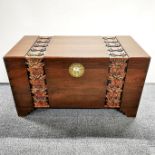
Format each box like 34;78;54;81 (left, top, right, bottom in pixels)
69;63;85;78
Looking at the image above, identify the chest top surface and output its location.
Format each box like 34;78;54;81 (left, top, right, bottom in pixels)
45;36;109;58
4;35;150;58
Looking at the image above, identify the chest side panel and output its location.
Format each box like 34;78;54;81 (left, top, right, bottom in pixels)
3;36;39;116
116;36;150;116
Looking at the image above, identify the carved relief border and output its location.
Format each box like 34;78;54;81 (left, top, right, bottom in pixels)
103;37;128;108
25;37;51;108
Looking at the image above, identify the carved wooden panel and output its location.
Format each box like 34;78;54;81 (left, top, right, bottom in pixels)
25;37;51;108
103;37;128;108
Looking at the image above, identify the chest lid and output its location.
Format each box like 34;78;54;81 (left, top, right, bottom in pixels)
4;35;150;59
45;36;109;58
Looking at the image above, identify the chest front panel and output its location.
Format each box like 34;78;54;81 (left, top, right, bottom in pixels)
45;58;109;108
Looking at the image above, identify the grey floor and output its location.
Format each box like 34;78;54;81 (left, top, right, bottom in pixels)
0;84;155;155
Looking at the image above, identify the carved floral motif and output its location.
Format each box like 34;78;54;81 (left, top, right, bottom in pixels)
103;37;128;108
25;37;51;108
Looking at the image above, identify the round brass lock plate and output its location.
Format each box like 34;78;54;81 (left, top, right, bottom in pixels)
69;63;85;78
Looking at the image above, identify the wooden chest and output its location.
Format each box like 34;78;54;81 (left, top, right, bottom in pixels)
4;36;150;117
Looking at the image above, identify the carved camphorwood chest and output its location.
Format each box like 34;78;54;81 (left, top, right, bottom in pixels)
4;36;150;117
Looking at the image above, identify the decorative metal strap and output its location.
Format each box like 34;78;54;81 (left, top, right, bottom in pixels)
25;36;51;108
103;36;128;108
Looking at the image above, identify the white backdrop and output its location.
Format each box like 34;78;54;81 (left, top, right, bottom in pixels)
0;0;154;83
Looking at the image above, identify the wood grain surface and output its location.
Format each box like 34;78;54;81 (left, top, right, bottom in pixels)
4;57;34;116
44;58;109;108
4;36;39;116
117;36;150;116
45;36;109;58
